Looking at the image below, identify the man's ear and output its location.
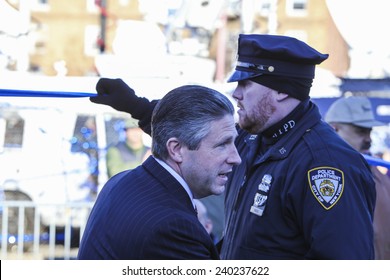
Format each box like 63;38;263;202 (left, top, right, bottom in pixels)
275;92;289;101
166;138;183;163
328;122;338;132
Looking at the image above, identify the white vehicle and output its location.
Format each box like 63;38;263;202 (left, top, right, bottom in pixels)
0;74;156;249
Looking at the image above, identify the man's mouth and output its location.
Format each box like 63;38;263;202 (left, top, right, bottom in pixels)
218;170;231;178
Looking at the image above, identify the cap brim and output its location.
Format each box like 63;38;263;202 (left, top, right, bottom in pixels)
227;70;263;83
353;120;386;128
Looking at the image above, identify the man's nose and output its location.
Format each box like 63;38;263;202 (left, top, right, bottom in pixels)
231;86;242;100
229;146;242;166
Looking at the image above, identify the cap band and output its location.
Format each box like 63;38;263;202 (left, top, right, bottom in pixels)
236;61;275;73
237;57;316;79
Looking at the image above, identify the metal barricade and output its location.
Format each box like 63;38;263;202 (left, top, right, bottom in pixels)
0;200;94;260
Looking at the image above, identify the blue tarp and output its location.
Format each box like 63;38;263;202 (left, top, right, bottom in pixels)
312;97;390;124
313;78;390;123
340;78;390;92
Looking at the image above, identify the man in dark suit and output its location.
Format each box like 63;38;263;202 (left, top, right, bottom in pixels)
86;34;375;259
77;84;241;259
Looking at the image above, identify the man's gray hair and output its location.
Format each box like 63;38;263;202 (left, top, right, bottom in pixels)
151;85;235;160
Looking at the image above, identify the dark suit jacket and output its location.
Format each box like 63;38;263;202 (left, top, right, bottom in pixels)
77;156;219;259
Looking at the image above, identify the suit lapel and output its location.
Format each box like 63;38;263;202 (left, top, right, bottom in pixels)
142;156;196;215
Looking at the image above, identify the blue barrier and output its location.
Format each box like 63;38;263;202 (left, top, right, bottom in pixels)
0;88;96;98
363;154;390;169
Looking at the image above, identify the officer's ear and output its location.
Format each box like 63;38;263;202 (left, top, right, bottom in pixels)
275;92;289;101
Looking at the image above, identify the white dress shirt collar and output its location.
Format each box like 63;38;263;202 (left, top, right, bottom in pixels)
154;156;196;209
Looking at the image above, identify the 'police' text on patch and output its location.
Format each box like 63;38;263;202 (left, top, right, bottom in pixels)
308;167;344;210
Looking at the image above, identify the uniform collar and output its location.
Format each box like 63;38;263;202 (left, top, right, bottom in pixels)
262;98;310;145
246;100;321;164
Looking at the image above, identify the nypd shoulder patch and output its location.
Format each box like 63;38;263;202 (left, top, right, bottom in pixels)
307;166;344;210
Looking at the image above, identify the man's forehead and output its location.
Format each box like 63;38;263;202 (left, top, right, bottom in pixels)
340;123;372;133
207;116;237;136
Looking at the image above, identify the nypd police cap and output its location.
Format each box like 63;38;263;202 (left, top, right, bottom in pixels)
228;34;329;82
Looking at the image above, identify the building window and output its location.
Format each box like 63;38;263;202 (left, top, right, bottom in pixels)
30;0;50;12
2;115;25;148
256;0;272;16
32;23;48;55
286;0;307;17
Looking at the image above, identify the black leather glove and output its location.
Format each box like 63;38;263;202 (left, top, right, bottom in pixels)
90;78;154;120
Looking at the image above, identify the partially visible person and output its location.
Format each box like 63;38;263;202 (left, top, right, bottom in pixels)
193;199;215;241
78;85;241;260
87;34;376;260
106;118;150;178
325;96;390;259
199;194;225;243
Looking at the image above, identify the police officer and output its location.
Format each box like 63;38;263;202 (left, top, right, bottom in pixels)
218;34;375;259
89;34;376;260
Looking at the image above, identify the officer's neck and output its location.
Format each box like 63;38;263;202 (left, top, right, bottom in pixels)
261;98;310;145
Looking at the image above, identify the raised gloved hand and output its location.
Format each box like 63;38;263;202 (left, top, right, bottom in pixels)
90;78;154;120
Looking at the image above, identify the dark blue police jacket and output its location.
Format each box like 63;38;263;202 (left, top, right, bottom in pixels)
78;156;219;260
220;100;376;260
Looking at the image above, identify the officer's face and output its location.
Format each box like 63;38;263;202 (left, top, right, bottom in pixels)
334;123;372;154
232;80;277;134
178;114;241;198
